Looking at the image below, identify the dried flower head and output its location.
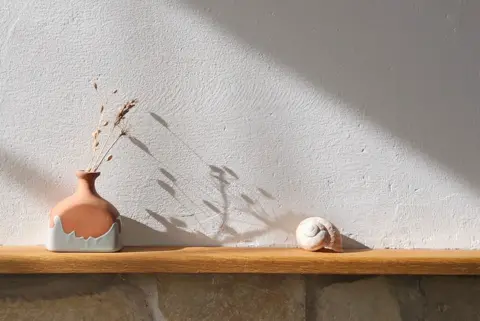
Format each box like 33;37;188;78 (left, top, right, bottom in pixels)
85;80;138;172
114;99;138;126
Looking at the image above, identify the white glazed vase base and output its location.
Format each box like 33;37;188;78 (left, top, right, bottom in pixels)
46;216;122;252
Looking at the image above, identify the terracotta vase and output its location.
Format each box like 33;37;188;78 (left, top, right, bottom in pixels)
46;171;122;252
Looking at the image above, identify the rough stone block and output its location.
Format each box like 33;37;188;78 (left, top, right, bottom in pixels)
420;276;480;321
312;275;480;321
313;276;402;321
0;275;152;321
155;274;305;321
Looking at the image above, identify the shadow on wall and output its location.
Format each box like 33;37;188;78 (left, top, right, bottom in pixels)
181;0;480;189
0;115;368;248
0;146;69;203
127;112;322;247
127;112;369;249
122;214;220;246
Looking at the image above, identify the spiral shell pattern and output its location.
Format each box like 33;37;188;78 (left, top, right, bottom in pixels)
295;217;343;252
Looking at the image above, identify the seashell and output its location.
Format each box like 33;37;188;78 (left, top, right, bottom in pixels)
296;217;343;252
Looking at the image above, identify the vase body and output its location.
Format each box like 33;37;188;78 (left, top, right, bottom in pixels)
46;171;122;252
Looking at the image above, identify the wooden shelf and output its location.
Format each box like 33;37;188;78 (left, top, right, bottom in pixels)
1;247;480;275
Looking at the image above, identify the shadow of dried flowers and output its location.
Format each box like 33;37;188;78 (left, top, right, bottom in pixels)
124;112;314;246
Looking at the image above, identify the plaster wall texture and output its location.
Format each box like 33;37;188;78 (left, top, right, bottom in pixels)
1;0;479;248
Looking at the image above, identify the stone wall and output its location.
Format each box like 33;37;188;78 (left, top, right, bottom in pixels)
0;274;478;320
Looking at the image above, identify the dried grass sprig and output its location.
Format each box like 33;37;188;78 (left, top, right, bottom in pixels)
86;81;137;172
114;99;138;126
86;105;105;171
92;129;128;171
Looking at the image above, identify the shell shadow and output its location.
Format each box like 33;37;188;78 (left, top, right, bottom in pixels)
341;235;371;251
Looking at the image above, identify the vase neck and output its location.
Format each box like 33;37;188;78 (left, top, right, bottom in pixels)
75;171;100;195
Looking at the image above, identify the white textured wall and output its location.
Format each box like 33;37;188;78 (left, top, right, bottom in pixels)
1;0;479;248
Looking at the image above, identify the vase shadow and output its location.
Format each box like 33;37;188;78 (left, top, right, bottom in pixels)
121;214;221;247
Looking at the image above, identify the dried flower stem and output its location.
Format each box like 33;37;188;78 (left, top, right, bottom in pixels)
86;80;112;171
92;131;126;171
90;125;115;171
88;98;137;172
86;106;105;171
86;80;137;172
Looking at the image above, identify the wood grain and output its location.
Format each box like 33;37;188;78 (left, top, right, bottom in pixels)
0;247;479;275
